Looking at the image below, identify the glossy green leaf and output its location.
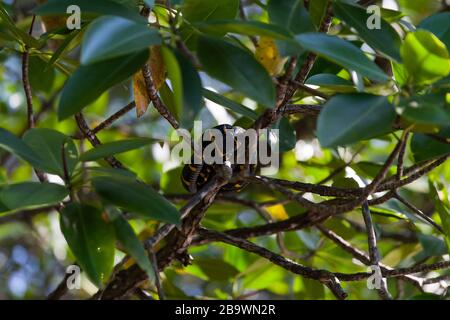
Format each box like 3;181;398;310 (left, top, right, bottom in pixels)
34;0;145;22
306;73;355;93
86;167;137;180
196;20;294;41
182;0;239;24
0;128;45;169
202;89;258;120
180;0;239;46
268;0;314;34
176;51;203;128
296;33;389;82
317;93;396;148
197;36;276;107
58;50;149;120
107;209;155;281
0;182;68;211
334;1;402;61
60;203;115;287
79;138;154;162
92;176;180;225
400;30;450;85
411;131;450;162
23;128;78;177
268;0;314;55
398;94;450;126
81;16;161;65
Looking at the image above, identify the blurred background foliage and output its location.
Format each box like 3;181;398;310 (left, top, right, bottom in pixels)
0;0;449;300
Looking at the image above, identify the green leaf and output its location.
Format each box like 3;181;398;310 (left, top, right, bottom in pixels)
429;180;450;254
180;0;239;47
195;258;239;282
92;176;180;225
34;0;145;23
29;56;56;93
414;234;447;261
182;0;239;24
175;51;203;128
305;73;355;93
58;50;149;120
268;0;314;34
23;128;78;177
60;203;115;287
398;94;450;126
160;47;183;120
411;132;450;162
202;89;258;120
268;0;314;55
0;182;68;211
86;167;137;180
81;16;161;65
334;1;402;62
400;30;450;85
0;5;41;48
107;209;155;281
79;138;154;162
418;12;450;48
309;0;329;28
296;33;389;82
276;117;296;152
197;36;275;107
0;128;45;169
196;20;294;41
317;93;396;148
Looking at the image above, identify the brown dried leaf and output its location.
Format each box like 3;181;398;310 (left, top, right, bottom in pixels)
149;46;166;90
133;70;150;118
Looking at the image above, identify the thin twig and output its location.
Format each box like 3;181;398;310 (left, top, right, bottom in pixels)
149;250;165;300
361;202;392;299
394;192;444;233
141;64;179;129
91;101;136;134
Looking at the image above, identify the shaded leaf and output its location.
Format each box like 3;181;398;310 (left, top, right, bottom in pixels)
107;209;155;281
92;176;180;225
0;182;68;211
0;128;45;169
81;16;161;65
79;138;154;162
317;93;396;148
296;33;389;82
60;203;115;287
23;128;78;177
58;50;149;120
198;36;275;107
334;1;402;61
410;131;450;162
202;89;258;120
34;0;144;22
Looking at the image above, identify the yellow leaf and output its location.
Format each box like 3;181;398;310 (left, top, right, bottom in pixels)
255;37;285;76
266;204;289;221
133;70;150;117
149;46;166;90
